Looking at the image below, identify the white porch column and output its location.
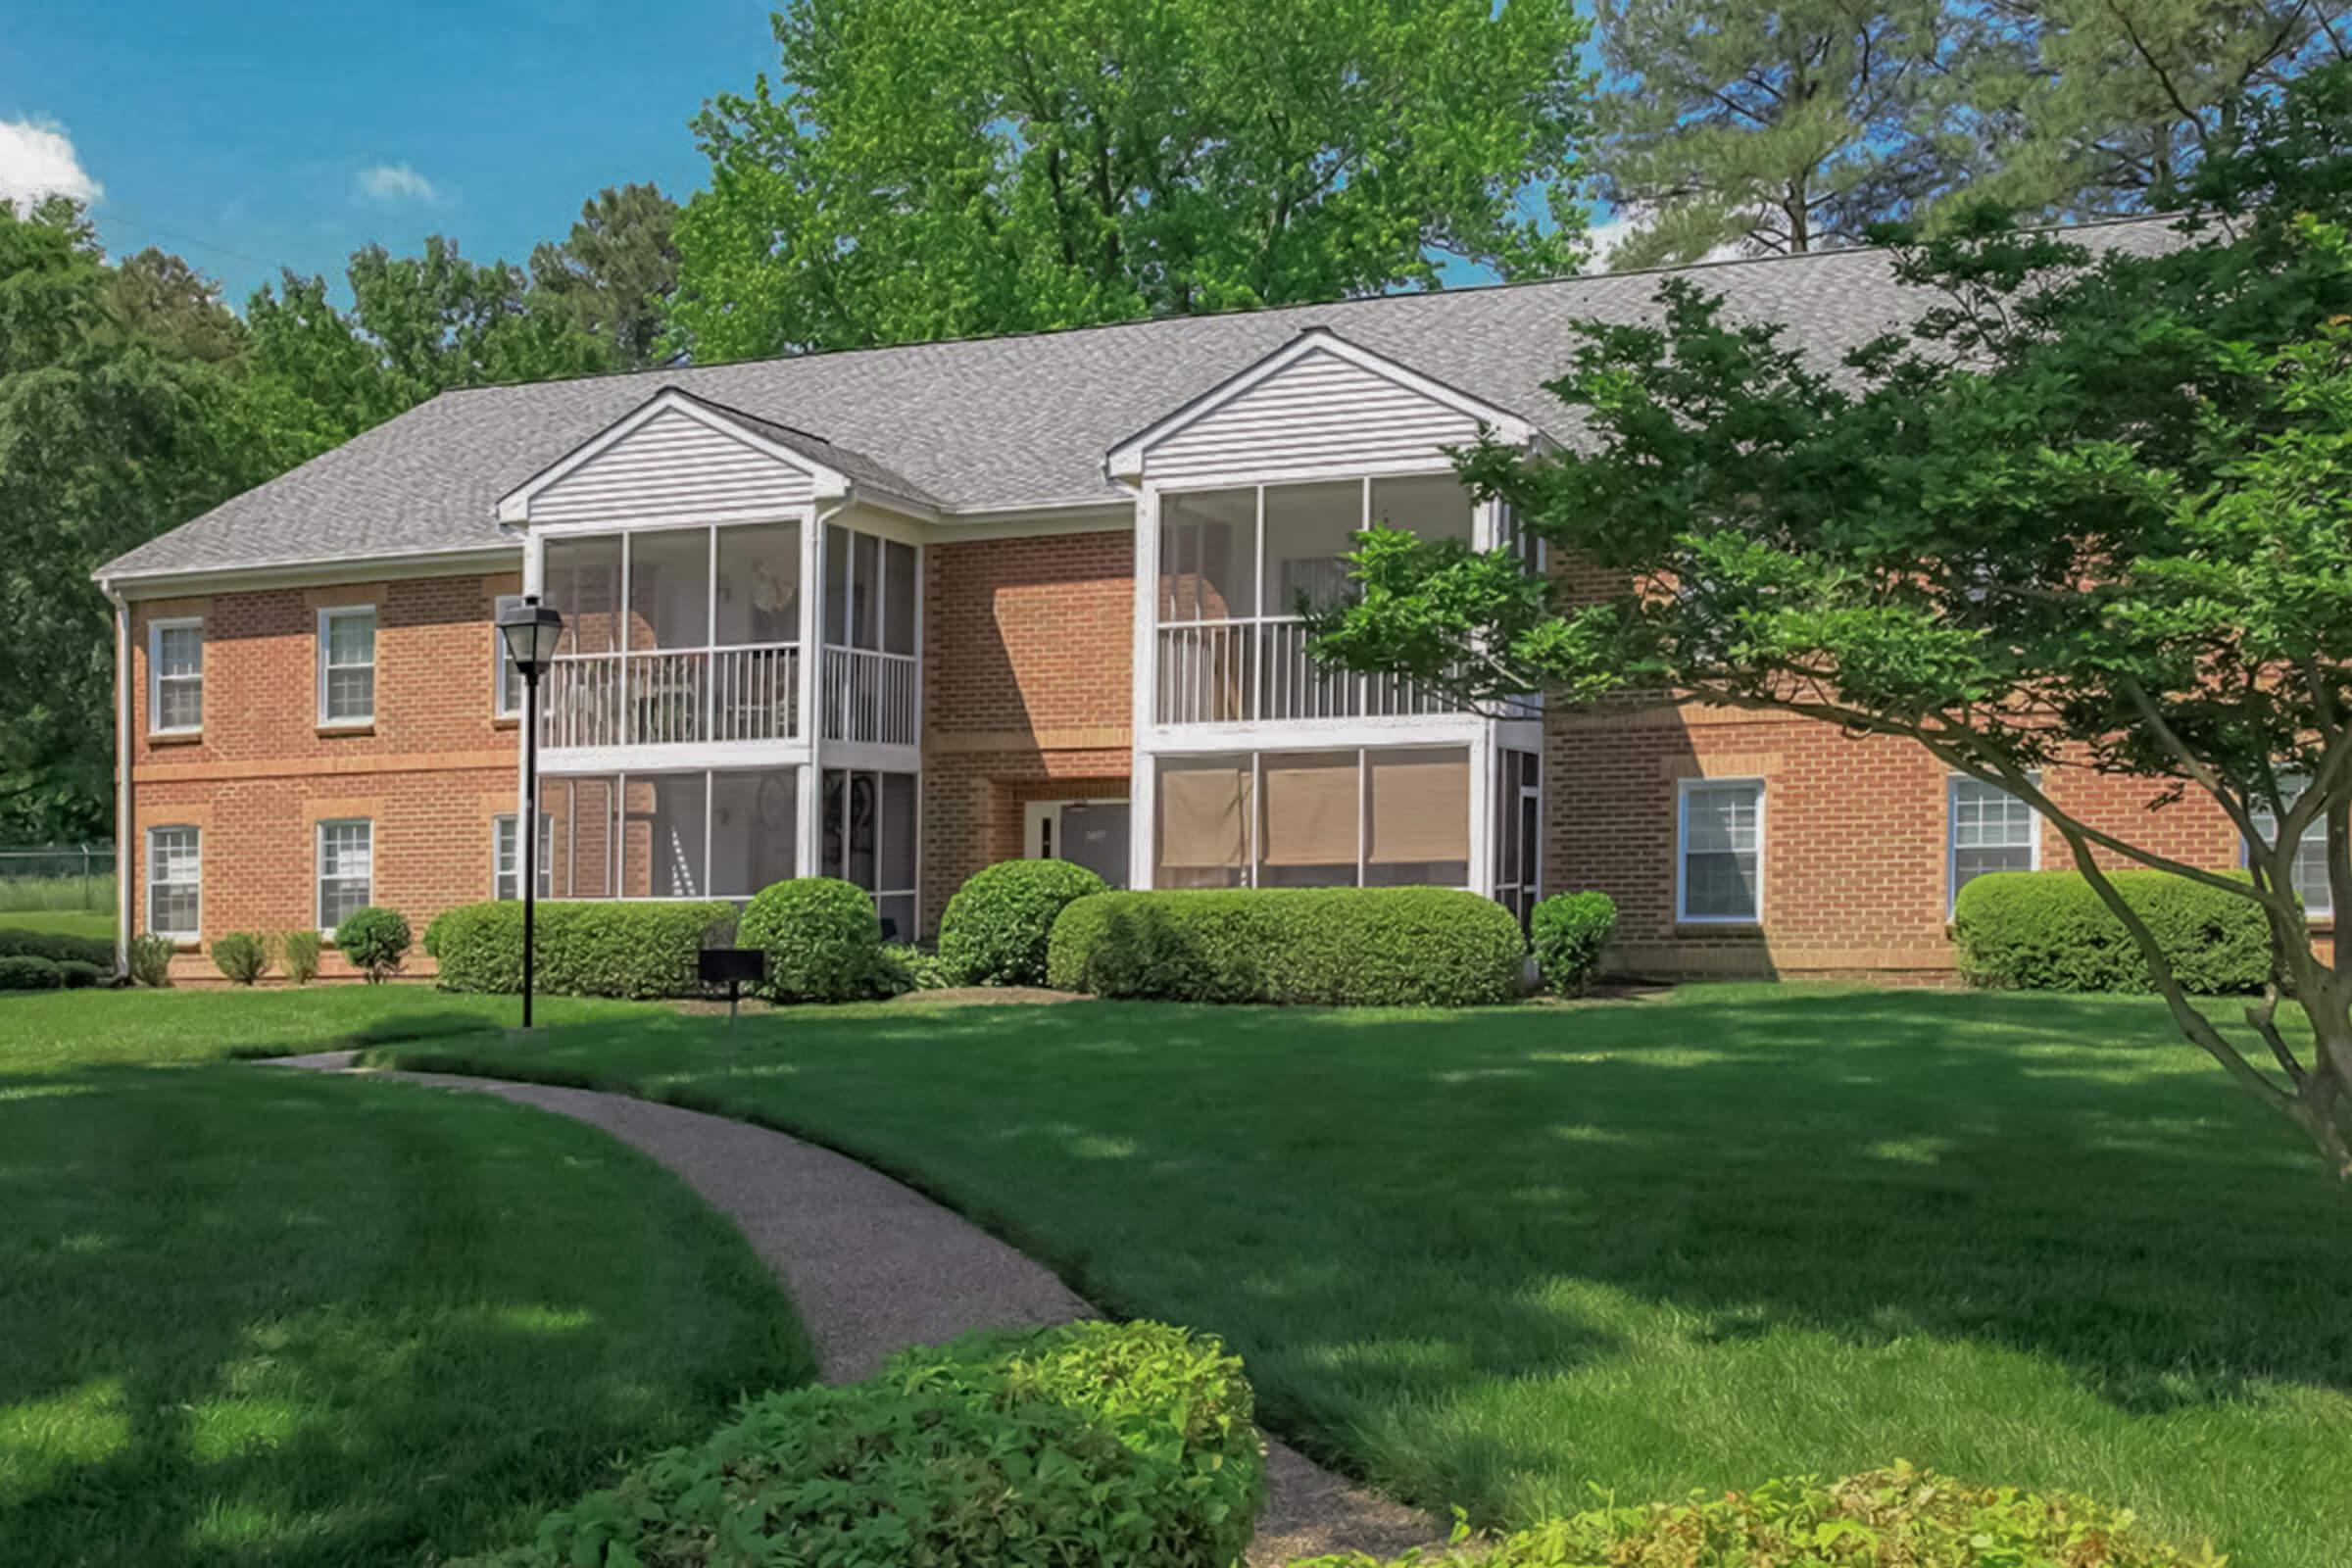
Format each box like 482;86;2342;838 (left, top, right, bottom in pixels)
1128;483;1160;891
795;511;828;877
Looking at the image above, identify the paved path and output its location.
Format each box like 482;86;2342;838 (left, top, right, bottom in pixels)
273;1051;1436;1564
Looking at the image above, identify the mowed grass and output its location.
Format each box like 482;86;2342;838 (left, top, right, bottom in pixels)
376;986;2352;1567
1;989;814;1566
0;909;114;943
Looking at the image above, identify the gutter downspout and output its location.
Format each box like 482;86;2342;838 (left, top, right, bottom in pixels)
102;580;132;978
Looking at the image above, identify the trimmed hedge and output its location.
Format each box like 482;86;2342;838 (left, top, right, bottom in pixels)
1290;1464;2201;1567
0;955;62;991
737;877;890;1003
459;1321;1264;1568
425;900;732;999
1530;891;1617;998
0;928;113;967
1954;869;2270;994
938;859;1108;987
56;958;104;990
334;906;412;983
1048;888;1526;1007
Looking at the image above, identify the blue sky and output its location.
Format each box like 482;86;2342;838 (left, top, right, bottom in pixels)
1;0;782;306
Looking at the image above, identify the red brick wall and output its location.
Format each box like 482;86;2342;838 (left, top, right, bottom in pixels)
127;571;522;981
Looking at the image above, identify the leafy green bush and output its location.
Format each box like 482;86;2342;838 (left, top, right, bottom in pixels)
1290;1463;2205;1567
0;955;62;991
333;906;412;984
1049;888;1525;1007
459;1321;1263;1568
278;928;321;986
879;941;960;993
0;928;114;966
424;900;732;999
736;877;888;1003
55;958;104;989
125;932;174;988
210;931;270;986
1530;891;1616;998
938;859;1107;987
1954;869;2270;994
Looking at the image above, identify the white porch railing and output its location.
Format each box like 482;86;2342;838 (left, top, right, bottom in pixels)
540;644;801;749
821;646;920;746
1155;617;1457;726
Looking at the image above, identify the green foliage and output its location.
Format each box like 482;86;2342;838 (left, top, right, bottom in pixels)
124;932;173;988
1048;888;1525;1007
528;183;681;369
1954;870;2271;995
1529;891;1617;998
1294;1464;2208;1568
670;0;1592;360
463;1321;1262;1568
333;906;412;985
879;941;960;993
278;928;322;986
0;927;114;966
209;930;270;986
736;877;890;1004
423;900;732;1000
0;954;63;991
54;957;104;989
938;859;1108;987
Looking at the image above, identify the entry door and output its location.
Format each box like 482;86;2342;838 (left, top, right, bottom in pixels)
1035;801;1131;888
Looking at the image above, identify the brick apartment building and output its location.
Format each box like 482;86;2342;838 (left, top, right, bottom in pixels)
101;216;2300;984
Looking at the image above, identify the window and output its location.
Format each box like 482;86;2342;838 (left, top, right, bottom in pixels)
149;619;204;734
1153;748;1469;891
493;813;554;900
318;607;376;724
495;632;524;718
1494;749;1542;924
1678;778;1763;923
822;525;918;653
146;825;200;940
1948;775;2037;911
821;767;919;936
318;819;372;931
2250;780;2332;917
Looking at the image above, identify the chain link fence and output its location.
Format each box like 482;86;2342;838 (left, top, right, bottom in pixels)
0;844;118;913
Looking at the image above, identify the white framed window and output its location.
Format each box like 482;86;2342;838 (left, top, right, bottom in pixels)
494;631;524;719
317;818;373;932
1677;777;1764;923
148;619;204;734
1948;774;2039;912
493;812;554;900
146;825;201;940
317;606;377;725
2249;779;2332;918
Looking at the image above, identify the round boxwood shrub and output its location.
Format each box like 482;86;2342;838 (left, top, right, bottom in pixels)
424;900;732;999
333;906;413;984
210;930;270;986
1049;887;1525;1007
1954;868;2269;994
937;859;1107;987
736;877;889;1003
1530;890;1617;998
0;955;63;991
55;958;105;990
461;1321;1263;1568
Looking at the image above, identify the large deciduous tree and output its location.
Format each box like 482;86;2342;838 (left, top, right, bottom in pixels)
1308;68;2352;1173
668;0;1592;360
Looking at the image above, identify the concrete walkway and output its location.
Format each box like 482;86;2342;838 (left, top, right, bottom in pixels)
273;1051;1436;1564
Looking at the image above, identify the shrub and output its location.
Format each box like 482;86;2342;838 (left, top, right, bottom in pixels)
1049;888;1525;1007
937;859;1108;987
879;941;960;993
210;931;270;986
424;900;732;999
56;958;105;990
460;1321;1262;1568
0;928;114;967
1290;1464;2203;1568
1530;891;1616;998
1954;869;2270;994
278;929;322;986
0;955;62;991
125;932;174;988
736;877;889;1003
333;906;412;984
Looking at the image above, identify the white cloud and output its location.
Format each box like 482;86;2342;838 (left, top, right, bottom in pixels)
0;116;102;214
355;162;441;205
1583;204;1746;273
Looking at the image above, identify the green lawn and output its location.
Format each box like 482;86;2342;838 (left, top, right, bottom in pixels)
372;986;2352;1567
0;909;114;943
1;990;815;1566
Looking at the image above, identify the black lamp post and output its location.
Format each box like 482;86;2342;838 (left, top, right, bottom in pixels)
497;593;564;1028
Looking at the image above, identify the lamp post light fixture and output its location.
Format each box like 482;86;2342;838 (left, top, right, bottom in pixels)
496;593;564;1028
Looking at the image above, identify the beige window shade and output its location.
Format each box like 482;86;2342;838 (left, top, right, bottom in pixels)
1157;760;1251;868
1368;749;1469;863
1260;753;1360;866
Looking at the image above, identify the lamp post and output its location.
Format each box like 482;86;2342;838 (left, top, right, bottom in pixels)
496;594;564;1029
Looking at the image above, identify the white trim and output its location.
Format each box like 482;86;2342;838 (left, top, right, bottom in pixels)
1675;775;1766;925
144;823;201;942
146;616;204;736
541;741;813;775
98;544;521;600
315;817;373;935
492;811;555;901
112;591;132;970
497;389;857;524
493;627;522;719
316;604;377;726
1946;772;2041;915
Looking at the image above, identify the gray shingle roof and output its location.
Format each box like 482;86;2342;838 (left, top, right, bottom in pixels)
99;217;2181;582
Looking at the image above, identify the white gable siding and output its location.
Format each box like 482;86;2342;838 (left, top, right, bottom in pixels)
529;408;816;527
1143;348;1486;483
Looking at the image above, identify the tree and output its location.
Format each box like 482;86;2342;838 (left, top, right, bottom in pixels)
530;183;680;369
669;0;1592;360
1589;0;1990;266
1307;67;2352;1174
